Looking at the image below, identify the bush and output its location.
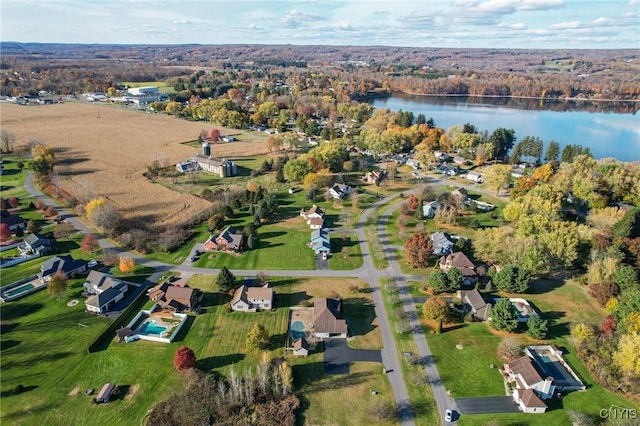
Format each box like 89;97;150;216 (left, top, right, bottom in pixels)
174;346;197;370
497;337;523;361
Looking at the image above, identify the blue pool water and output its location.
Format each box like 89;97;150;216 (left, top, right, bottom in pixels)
5;283;35;298
139;320;167;336
290;320;305;339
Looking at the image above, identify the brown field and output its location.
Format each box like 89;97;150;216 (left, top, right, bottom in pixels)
0;102;269;229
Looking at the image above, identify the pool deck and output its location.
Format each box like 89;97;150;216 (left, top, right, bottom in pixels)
288;307;316;344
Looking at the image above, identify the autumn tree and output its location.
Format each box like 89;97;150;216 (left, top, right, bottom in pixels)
490;299;518;332
613;333;640;376
0;223;12;242
484;164;512;196
404;232;433;268
422;297;452;333
119;257;136;274
246;323;269;350
210;128;221;142
174;346;197;370
1;129;16;153
208;213;225;232
47;271;68;299
53;222;76;239
26;219;41;234
7;197;19;208
497;337;523;361
599;315;616;338
216;266;235;292
570;323;596;352
30;143;55;180
81;233;100;252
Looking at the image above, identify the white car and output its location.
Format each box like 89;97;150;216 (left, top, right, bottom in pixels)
445;410;453;422
87;260;98;268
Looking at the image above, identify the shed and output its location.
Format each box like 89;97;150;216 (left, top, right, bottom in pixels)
96;383;116;403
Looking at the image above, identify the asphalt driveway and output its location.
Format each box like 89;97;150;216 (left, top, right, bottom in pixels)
455;396;521;414
323;338;382;375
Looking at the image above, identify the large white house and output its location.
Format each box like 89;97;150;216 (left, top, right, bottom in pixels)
231;285;274;312
84;271;128;314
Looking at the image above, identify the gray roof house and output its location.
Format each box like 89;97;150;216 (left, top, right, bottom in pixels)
313;298;348;339
231;285;274;312
39;255;86;282
430;231;455;255
310;228;331;254
423;201;443;219
456;289;491;321
84;271;129;314
23;233;54;254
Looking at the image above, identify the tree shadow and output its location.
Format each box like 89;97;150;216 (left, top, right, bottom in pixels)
200;292;228;308
258;231;287;239
1;339;20;351
267;332;287;350
0;321;21;334
197;353;245;371
275;292;310;308
115;384;131;401
0;385;39;399
344;297;377;338
443;323;468;332
528;277;566;294
0;303;44;321
171;315;195;342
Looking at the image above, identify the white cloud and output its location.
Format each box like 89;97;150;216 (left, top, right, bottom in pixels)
280;9;326;28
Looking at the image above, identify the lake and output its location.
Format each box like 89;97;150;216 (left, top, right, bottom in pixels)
369;94;640;162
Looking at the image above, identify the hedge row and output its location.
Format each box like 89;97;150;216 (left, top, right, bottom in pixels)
87;285;151;353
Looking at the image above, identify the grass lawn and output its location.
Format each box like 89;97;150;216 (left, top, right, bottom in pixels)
195;224;316;270
328;234;363;270
380;279;439;426
425;278;640;425
1;274;390;425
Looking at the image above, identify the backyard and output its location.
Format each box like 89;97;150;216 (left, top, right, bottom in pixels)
0;274;392;425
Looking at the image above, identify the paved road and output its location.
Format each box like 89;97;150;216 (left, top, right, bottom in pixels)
23;173;416;425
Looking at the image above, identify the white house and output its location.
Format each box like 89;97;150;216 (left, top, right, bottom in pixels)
423;201;443;219
466;171;484;183
328;183;352;200
231;285;274;312
84;271;128;314
300;205;325;229
513;389;547;413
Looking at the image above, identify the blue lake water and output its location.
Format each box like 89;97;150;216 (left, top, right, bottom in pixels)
369;95;640;161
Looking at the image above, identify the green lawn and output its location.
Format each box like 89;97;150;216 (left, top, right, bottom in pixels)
1;274;391;425
194;224;316;270
329;234;363;270
425;278;639;425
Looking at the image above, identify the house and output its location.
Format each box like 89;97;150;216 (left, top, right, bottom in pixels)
300;205;325;229
39;255;86;283
23;233;54;254
313;298;348;339
466;171;484;183
310;228;331;254
439;252;478;285
328;183;352;200
406;158;421;169
175;160;199;173
512;166;527;179
456;289;491;321
451;187;469;204
514;388;547;413
430;231;455;255
211;225;244;252
434;151;450;161
95;383;116;404
0;210;25;231
503;355;556;401
364;170;386;185
292;337;309;356
423;201;443;219
148;283;201;312
84;271;129;314
231;285;274;312
501;345;586;399
453;156;468;165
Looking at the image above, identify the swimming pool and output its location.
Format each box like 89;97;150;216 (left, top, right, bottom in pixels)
290;320;305;339
139;320;167;336
5;283;35;298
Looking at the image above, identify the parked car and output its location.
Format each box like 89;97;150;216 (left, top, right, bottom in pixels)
87;260;98;268
189;256;196;262
445;410;453;422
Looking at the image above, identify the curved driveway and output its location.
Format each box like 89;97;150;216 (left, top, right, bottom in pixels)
24;171;492;425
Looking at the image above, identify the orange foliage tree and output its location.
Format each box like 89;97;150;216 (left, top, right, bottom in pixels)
119;257;135;274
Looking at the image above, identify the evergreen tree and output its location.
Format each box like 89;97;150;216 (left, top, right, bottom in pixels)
527;315;548;339
490;299;518;332
446;267;465;292
216;266;236;292
427;269;449;293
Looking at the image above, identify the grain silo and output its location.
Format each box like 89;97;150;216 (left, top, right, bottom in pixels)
202;142;211;157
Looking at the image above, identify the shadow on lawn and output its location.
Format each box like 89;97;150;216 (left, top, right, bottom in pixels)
344;297;377;337
0;303;44;321
267;332;287;350
197;353;245;370
0;385;39;399
275;292;311;308
170;315;196;343
1;339;20;351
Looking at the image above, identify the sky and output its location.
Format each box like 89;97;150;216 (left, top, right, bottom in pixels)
1;0;639;49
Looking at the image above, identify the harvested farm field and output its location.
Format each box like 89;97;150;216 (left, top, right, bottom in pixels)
0;102;269;229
